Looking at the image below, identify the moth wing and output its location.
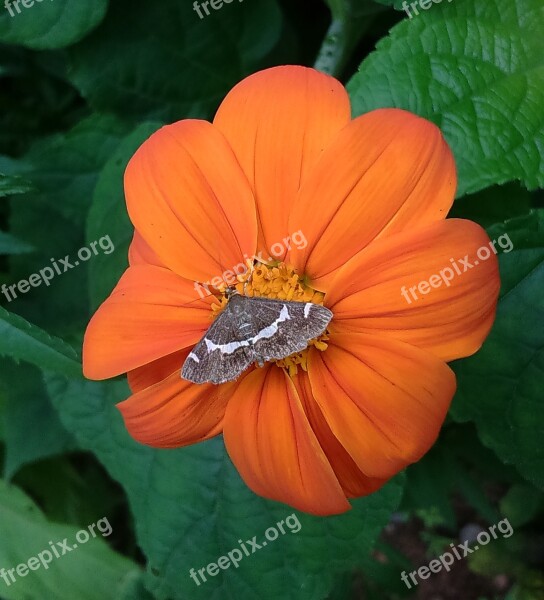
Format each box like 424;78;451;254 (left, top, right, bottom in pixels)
246;297;332;362
181;306;255;385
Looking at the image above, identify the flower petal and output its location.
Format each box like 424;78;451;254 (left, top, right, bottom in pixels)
293;372;387;498
288;109;456;289
117;369;235;448
223;365;351;516
308;334;456;479
214;65;351;255
128;231;165;268
127;348;188;393
327;219;500;362
125;119;258;282
83;265;214;380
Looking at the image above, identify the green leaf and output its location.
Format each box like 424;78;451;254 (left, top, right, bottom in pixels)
448;183;532;229
403;425;503;529
1;362;77;479
370;0;404;9
499;483;544;529
348;0;544;196
354;543;414;599
0;0;108;49
451;210;544;489
14;457;119;528
45;375;405;600
0;173;33;198
0;479;140;600
15;113;129;227
67;0;283;122
8;114;129;337
0;307;81;377
0;230;33;255
87;122;163;309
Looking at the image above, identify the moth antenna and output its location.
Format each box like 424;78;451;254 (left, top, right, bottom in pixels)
243;257;256;296
179;291;220;310
215;232;240;296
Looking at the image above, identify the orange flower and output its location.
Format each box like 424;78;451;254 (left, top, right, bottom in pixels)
83;66;500;516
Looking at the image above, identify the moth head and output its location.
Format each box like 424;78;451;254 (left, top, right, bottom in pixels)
224;287;239;301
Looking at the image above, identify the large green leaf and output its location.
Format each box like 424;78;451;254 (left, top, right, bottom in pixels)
451;210;544;489
348;0;544;197
67;0;283;122
8;114;129;337
1;362;77;479
13;114;129;227
14;457;119;529
45;375;405;600
0;307;81;377
0;479;140;600
0;0;108;49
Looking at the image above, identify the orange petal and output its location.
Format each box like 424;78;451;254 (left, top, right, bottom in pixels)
128;231;165;268
223;365;351;516
83;265;214;380
125;119;258;282
308;334;456;479
214;66;351;256
117;370;235;448
293;372;387;498
327;219;500;362
128;348;189;393
288;108;456;289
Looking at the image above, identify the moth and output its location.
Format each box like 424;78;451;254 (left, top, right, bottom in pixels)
181;289;332;385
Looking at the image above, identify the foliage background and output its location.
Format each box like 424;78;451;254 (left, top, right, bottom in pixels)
0;0;543;598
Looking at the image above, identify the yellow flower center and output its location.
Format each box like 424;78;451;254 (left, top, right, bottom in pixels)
211;261;329;377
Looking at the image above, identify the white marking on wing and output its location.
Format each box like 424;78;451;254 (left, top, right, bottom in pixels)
205;304;291;355
188;352;200;363
304;303;311;318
